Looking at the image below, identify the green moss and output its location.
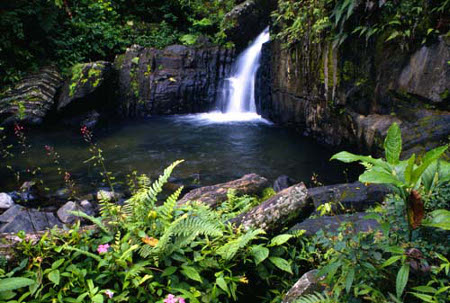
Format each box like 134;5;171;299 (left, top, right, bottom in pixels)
69;63;86;97
440;89;449;101
131;56;140;65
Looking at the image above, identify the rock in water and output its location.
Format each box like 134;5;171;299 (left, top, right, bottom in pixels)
0;66;62;126
178;174;270;208
282;270;324;303
57;201;80;224
229;183;311;233
0;193;14;209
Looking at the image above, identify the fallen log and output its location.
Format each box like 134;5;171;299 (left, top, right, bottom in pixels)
229;183;312;234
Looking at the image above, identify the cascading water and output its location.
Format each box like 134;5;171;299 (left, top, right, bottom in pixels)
225;27;270;114
187;27;270;124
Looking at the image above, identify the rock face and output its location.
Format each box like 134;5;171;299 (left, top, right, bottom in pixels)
223;0;276;50
229;183;311;233
282;270;324;303
0;205;62;233
397;37;450;106
178;173;269;207
256;33;450;156
308;182;390;213
0;66;62;126
289;213;379;236
114;44;234;117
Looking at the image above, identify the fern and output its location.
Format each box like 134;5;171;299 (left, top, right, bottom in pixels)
216;228;266;260
294;292;335;303
140;213;222;258
157;186;184;228
122;160;184;226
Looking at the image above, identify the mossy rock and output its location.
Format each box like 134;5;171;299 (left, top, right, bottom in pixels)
57;61;113;111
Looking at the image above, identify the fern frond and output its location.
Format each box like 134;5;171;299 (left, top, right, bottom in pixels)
69;210;110;235
157;186;184;227
216;228;265;260
294;292;335;303
122;160;184;225
141;213;222;258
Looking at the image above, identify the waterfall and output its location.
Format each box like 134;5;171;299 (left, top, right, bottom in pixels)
224;27;270;114
184;27;271;124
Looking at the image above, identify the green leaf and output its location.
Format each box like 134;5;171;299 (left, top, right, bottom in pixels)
269;257;293;274
48;270;60;285
345;268;355;293
422;209;450;230
384;123;402;165
216;276;229;294
359;169;403;187
51;258;65;269
0;290;16;300
330;151;391;171
411;146;448;185
412;286;437;293
161;266;177;277
410;293;434;302
382;255;402;268
92;294;104;303
250;245;269;265
181;266;202;283
404;154;416;185
269;234;293;246
396;264;409;298
0;277;35;292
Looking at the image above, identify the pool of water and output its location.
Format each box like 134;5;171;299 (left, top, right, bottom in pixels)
0;114;358;195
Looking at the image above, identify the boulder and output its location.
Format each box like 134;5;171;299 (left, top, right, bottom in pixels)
0;205;62;233
57;61;113;112
57;201;80;224
308;182;390;213
273;175;297;192
114;44;234;117
282;270;324;303
229;183;311;233
289;213;379;236
0;66;62;126
0;193;14;209
178;173;270;208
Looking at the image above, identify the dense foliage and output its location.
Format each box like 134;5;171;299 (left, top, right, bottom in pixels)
0;0;235;87
272;0;450;48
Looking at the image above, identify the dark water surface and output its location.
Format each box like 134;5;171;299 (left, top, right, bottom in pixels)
0;115;357;194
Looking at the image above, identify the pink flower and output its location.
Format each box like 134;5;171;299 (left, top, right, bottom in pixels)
163;294;185;303
97;244;110;254
105;289;114;299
